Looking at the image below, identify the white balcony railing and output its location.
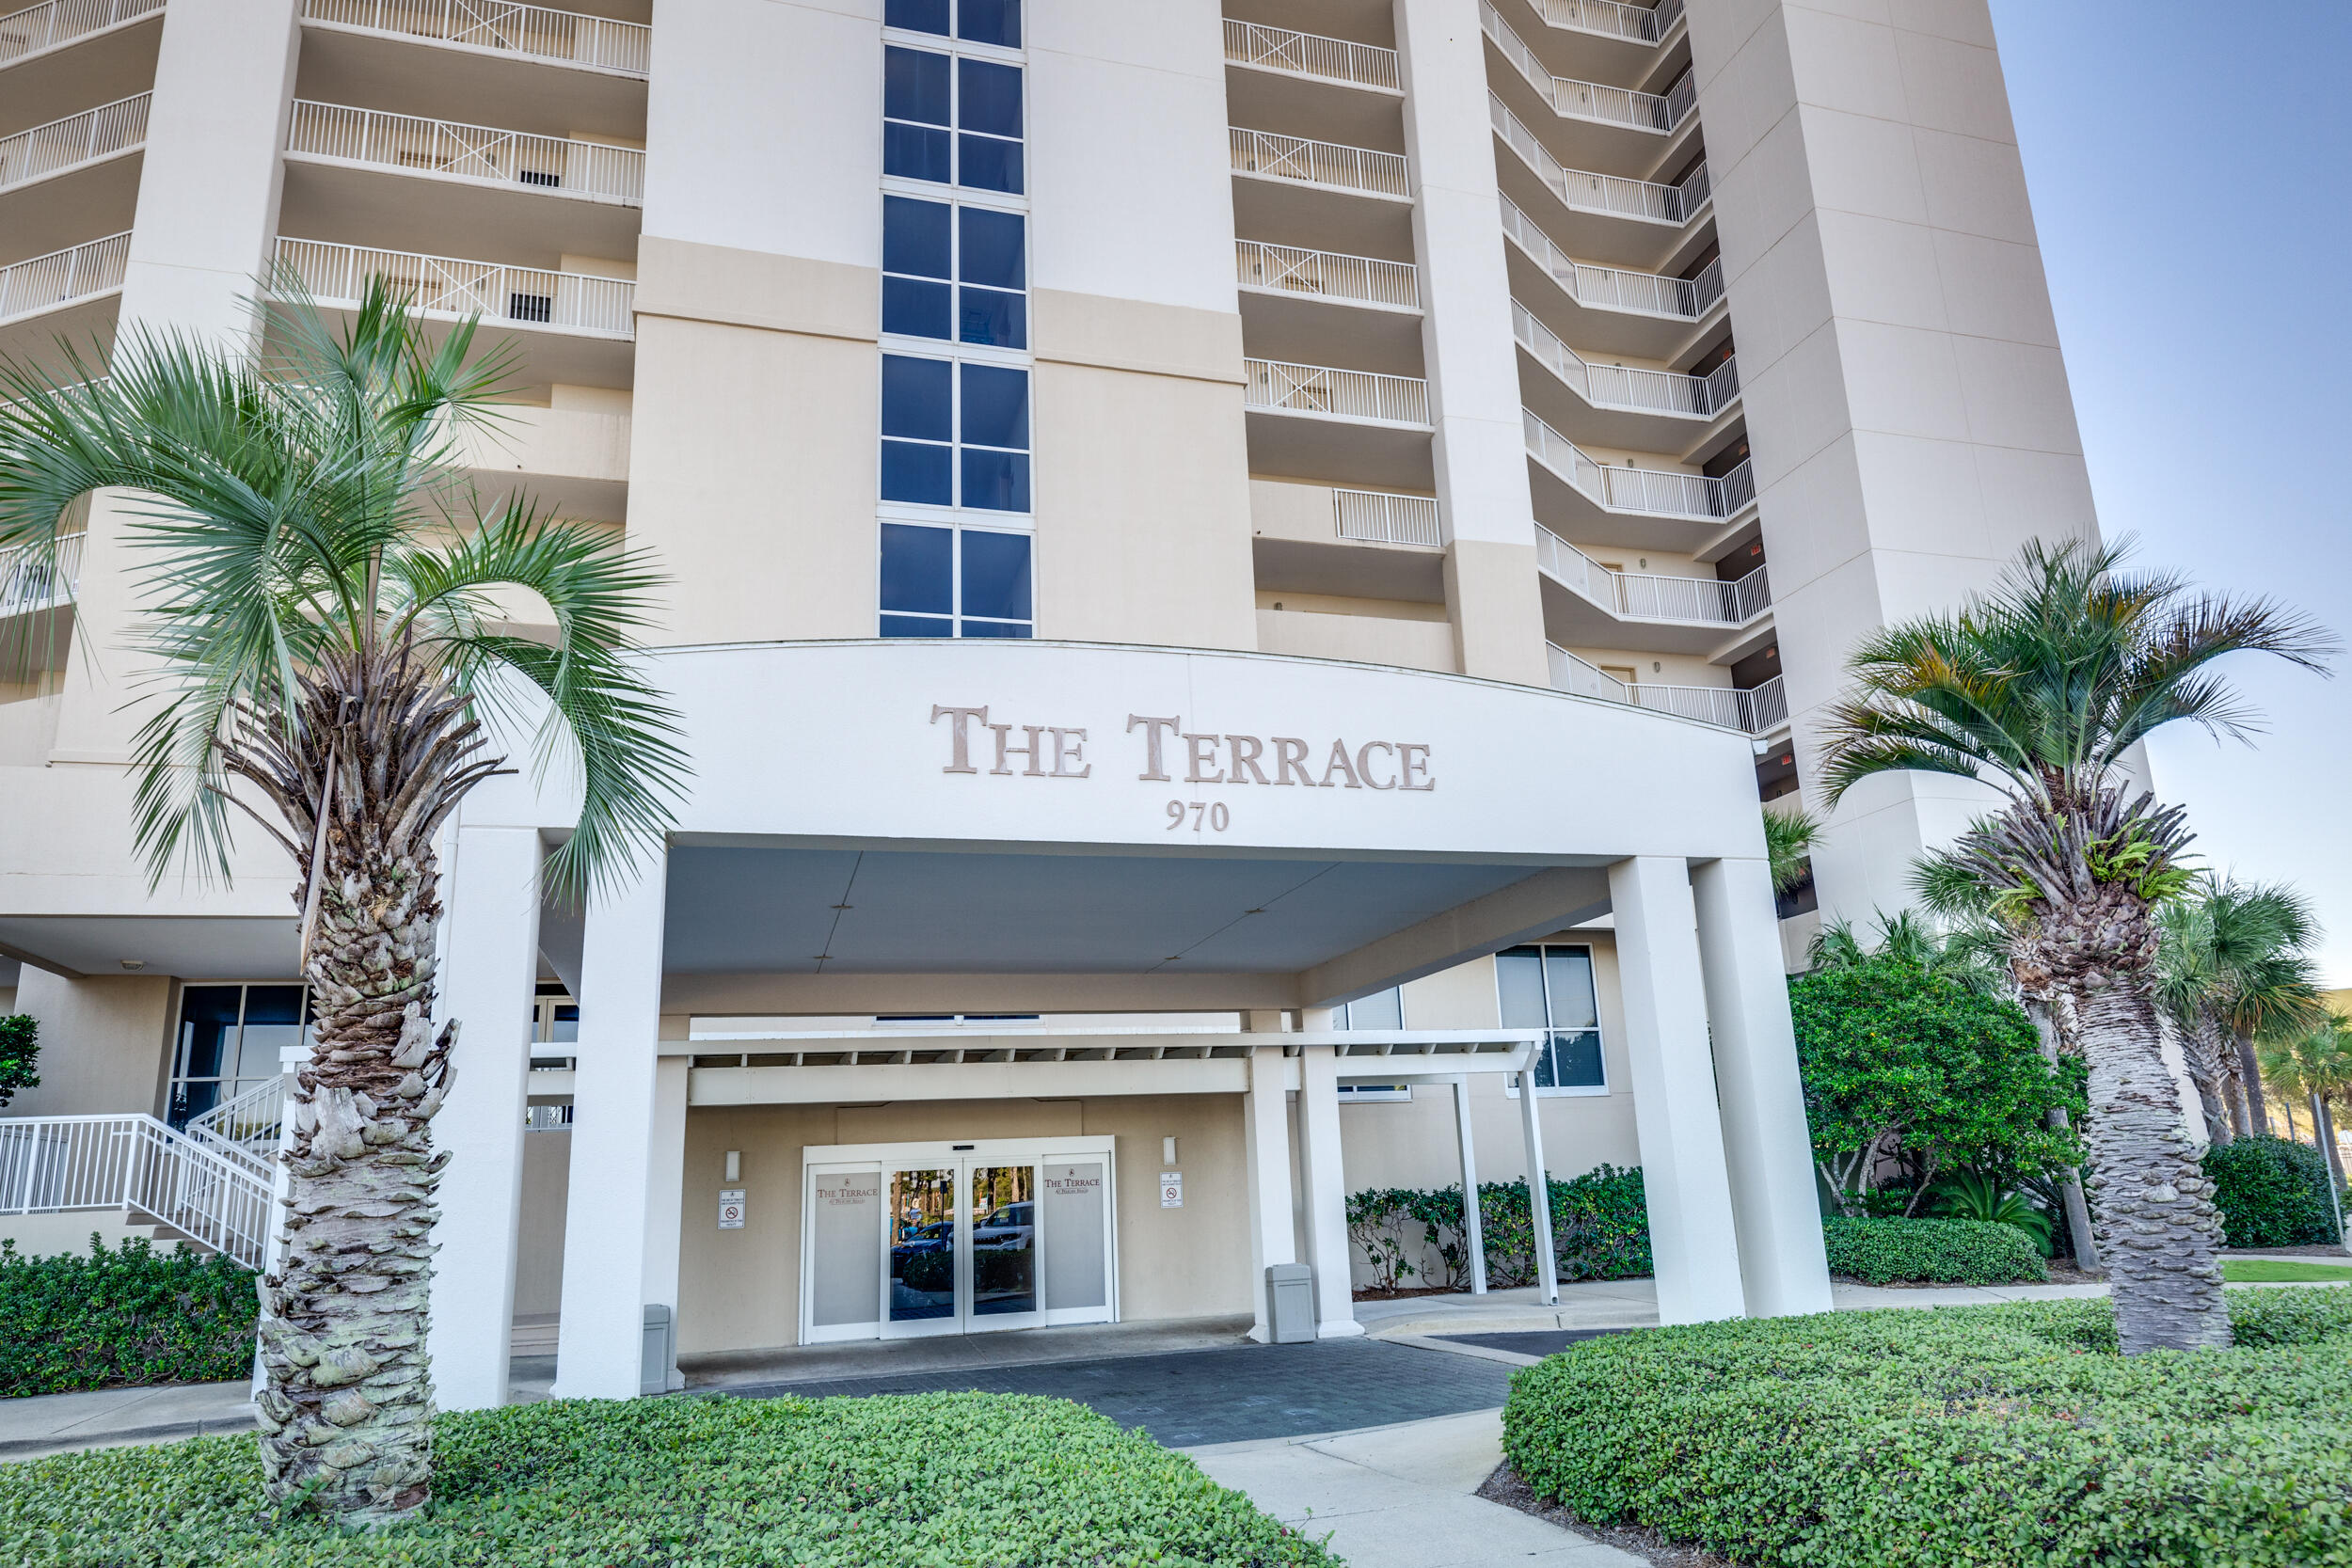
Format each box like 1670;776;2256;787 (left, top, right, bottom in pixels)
1535;527;1769;624
0;530;83;618
276;238;636;337
1492;95;1708;226
0;231;130;325
181;1077;284;1182
1524;408;1756;519
287;101;645;203
1236;240;1420;311
1548;647;1784;735
301;0;650;75
0;1114;273;1269
1533;0;1684;45
0;0;162;64
1481;3;1692;133
1500;197;1723;321
1246;357;1430;426
1231;127;1409;199
1513;300;1736;418
0;93;148;193
1334;488;1441;546
1223;18;1399;91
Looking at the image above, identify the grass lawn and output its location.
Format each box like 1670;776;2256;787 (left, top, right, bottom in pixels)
2224;1257;2352;1282
0;1391;1335;1567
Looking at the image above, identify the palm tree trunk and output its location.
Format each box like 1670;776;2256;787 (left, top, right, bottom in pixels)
2321;1095;2348;1194
2026;999;2100;1274
252;794;452;1525
2238;1032;2269;1133
2072;979;2231;1352
2284;1098;2299;1139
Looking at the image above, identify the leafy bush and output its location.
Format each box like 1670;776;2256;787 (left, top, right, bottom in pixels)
2204;1132;2342;1248
1927;1169;2057;1255
1504;1291;2352;1568
0;1236;258;1397
0;1390;1335;1566
0;1013;36;1110
1350;1166;1650;1291
1821;1215;2046;1284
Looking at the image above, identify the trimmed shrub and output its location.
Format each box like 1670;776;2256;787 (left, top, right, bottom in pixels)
2204;1132;2341;1248
1822;1215;2047;1285
1350;1165;1651;1291
0;1013;36;1110
0;1390;1336;1566
0;1236;258;1397
1503;1291;2352;1568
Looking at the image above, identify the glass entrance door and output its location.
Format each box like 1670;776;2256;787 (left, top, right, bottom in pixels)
884;1166;959;1336
968;1164;1038;1325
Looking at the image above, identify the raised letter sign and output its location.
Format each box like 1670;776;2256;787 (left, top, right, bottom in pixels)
930;705;988;774
1127;715;1183;782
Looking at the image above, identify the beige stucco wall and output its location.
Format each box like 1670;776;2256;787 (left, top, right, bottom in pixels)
1256;609;1456;673
8;970;174;1117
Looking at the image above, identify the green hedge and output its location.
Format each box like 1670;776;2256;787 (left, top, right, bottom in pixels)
1504;1291;2352;1568
0;1391;1336;1566
0;1236;258;1397
2204;1133;2342;1248
1350;1165;1650;1291
1821;1215;2047;1285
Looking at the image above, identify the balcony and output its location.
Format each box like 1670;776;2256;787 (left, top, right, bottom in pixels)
1548;645;1785;738
274;237;634;388
1224;19;1398;92
1334;488;1440;546
1491;94;1709;270
1245;358;1432;492
0;230;126;359
1481;1;1694;170
281;100;642;260
1236;240;1417;312
1231;125;1413;260
1534;0;1685;45
0;91;144;265
1517;0;1686;85
1513;299;1734;448
1499;195;1720;358
301;0;649;75
1524;407;1755;547
1537;522;1765;618
1230;127;1407;200
2;0;160;144
1236;239;1421;376
0;530;82;620
0;91;144;193
0;0;160;67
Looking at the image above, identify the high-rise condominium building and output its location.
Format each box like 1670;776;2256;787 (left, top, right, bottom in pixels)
0;0;2095;1401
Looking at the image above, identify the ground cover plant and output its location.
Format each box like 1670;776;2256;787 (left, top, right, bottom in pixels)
1503;1290;2352;1567
0;1390;1335;1567
2224;1259;2352;1282
1820;1215;2046;1286
2204;1132;2342;1248
0;1237;258;1397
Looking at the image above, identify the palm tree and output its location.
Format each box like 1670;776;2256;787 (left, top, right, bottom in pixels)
2158;879;2325;1142
1807;907;2007;993
1818;538;2331;1352
1762;803;1821;896
2264;1016;2352;1194
0;284;688;1524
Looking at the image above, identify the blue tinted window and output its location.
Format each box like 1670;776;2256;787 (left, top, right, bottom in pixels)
960;617;1031;639
959;59;1022;137
884;123;950;183
959;362;1028;449
960;531;1032;621
958;207;1024;288
961;449;1030;512
881;442;952;505
883;196;952;277
882;614;954;637
881;355;952;440
884;48;950;123
957;0;1019;48
1535;1032;1605;1089
883;277;952;339
958;135;1021;194
958;287;1024;348
885;0;948;34
881;524;954;613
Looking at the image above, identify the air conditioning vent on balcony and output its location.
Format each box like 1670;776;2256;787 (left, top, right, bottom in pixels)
510;292;554;323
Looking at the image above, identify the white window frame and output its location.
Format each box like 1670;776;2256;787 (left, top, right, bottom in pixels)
876;519;1035;639
1497;943;1611;1099
1335;988;1412;1101
879;189;1031;356
167;980;311;1127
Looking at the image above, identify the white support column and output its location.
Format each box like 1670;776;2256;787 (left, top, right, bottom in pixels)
642;1040;690;1391
1609;855;1748;1324
1517;1058;1558;1305
1295;1041;1362;1337
1692;857;1835;1318
424;824;543;1411
550;854;669;1400
1241;1042;1295;1342
1451;1076;1487;1295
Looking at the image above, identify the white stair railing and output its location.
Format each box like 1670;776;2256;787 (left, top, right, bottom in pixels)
288;101;645;203
1500;197;1723;320
277;237;636;336
1235;240;1420;310
0;530;84;617
1246;357;1429;426
1534;527;1770;624
0;0;163;64
1230;127;1409;199
0;232;131;325
1491;95;1708;226
1533;0;1683;45
301;0;650;75
1333;488;1441;546
1548;649;1785;735
0;1114;273;1269
0;93;148;193
182;1077;284;1181
1524;408;1754;519
1480;2;1691;133
1512;299;1736;418
1223;18;1399;90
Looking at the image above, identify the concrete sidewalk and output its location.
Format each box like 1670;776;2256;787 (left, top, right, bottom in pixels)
0;1380;256;1462
1188;1408;1630;1568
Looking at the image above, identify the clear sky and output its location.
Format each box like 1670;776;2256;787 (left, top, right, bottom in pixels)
1988;3;2352;982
